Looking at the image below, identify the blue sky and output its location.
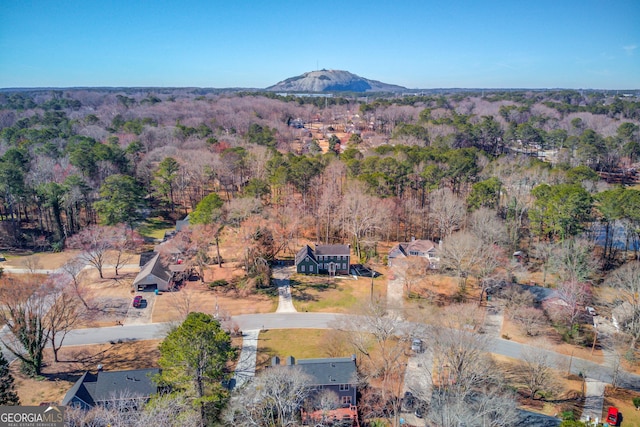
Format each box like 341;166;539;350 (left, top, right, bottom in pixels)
1;0;638;89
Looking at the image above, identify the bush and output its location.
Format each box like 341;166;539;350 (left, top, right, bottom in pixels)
633;396;640;409
208;279;228;289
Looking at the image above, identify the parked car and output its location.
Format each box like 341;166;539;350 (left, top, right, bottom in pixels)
411;338;424;353
607;406;618;426
132;295;143;308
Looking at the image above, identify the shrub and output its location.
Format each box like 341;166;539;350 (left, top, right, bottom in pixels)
633;396;640;409
208;279;228;289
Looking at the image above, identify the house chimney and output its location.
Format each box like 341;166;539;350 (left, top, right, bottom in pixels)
351;354;356;362
271;356;280;367
286;356;295;366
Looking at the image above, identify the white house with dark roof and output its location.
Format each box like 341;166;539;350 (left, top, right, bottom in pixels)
295;244;351;276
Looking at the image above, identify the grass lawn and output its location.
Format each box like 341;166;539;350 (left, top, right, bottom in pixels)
138;216;175;240
256;329;336;370
290;274;387;313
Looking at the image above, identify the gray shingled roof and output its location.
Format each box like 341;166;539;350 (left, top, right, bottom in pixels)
61;369;160;407
133;253;171;288
61;371;97;407
296;357;357;386
295;245;317;265
93;368;160;402
314;244;350;257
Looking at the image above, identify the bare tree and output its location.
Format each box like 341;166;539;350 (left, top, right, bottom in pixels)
531;240;555;286
512;307;547;337
225;366;312;427
341;182;386;261
468;207;508;247
110;226;144;276
548;280;592;331
429;188;465;239
499;285;536;315
66;225;114;279
551;237;599;283
0;275;49;376
514;343;561;400
403;256;429;297
60;259;92;309
438;231;484;294
409;305;518;427
606;261;640;347
45;280;81;362
339;299;408;426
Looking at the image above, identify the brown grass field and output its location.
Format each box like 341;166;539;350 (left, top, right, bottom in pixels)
10;340;162;406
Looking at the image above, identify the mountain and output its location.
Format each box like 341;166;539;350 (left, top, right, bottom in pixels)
266;70;406;93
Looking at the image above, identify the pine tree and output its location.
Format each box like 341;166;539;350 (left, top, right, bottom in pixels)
0;351;20;405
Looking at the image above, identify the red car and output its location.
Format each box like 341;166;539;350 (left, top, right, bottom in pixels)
607;406;619;426
132;295;143;308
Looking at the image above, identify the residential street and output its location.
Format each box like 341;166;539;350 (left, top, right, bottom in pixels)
4;311;635;392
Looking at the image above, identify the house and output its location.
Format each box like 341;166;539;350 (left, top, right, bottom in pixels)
61;368;161;410
273;356;359;426
132;252;188;291
387;238;440;268
295;244;351;276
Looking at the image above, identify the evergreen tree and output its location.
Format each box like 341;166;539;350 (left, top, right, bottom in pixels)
0;351;20;405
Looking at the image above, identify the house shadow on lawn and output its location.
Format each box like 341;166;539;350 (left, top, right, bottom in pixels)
39;340;161;384
291;280;338;302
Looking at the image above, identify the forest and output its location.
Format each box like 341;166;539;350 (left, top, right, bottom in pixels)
2;87;640;426
0;88;639;260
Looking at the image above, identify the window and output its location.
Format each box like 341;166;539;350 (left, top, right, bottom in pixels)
341;396;351;405
339;384;349;391
309;265;314;273
342;263;346;269
301;265;305;272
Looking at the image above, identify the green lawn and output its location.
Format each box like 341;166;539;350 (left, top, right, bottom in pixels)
138;217;175;240
290;274;386;313
256;329;335;369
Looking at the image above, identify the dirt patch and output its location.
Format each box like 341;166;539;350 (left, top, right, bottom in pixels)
10;340;161;406
501;316;603;364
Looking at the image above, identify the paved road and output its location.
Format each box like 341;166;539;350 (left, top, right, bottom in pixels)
10;312;634;391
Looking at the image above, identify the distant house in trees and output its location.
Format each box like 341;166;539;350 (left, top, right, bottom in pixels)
61;368;161;410
388;238;440;268
273;355;359;426
295;244;351;276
